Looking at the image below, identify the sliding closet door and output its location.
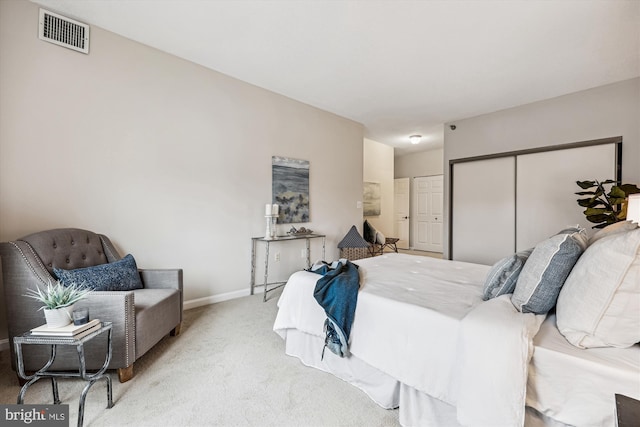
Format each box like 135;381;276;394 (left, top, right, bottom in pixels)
452;157;515;265
516;143;617;251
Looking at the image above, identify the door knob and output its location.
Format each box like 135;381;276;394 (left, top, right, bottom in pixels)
403;216;409;219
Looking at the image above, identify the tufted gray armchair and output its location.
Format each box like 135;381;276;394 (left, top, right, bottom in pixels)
0;228;183;383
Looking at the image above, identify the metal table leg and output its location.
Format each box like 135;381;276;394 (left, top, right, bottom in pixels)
250;239;257;295
16;342;60;404
76;328;113;427
263;241;270;302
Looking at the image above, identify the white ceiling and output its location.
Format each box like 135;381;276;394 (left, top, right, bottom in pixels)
32;0;639;156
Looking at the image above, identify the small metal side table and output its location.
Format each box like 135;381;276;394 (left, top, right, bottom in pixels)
251;234;326;301
14;322;114;427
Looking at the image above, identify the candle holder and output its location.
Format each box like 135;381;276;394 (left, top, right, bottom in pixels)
265;215;278;240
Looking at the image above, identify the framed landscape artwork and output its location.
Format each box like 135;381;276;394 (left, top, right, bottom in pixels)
363;182;381;216
272;156;310;224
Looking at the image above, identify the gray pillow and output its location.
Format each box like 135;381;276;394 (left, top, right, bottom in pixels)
54;254;143;291
511;228;587;314
482;249;533;300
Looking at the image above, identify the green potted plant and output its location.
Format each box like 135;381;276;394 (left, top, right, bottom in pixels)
576;180;640;229
25;280;91;328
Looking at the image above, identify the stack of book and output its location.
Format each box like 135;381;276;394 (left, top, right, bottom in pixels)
30;318;101;340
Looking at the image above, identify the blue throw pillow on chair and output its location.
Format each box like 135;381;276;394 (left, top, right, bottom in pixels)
54;254;143;291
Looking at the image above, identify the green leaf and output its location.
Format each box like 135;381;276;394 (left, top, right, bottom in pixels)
618;183;640;195
24;280;91;310
601;179;617;185
586;214;610;223
584;207;610;216
575;191;596;196
577;199;595;207
578;199;605;208
576;180;596;189
610;186;626;198
608;197;626;205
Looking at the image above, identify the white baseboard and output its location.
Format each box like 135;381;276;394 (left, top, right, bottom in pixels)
183;287;255;310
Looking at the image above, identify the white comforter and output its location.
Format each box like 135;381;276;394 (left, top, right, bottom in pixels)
273;253;545;426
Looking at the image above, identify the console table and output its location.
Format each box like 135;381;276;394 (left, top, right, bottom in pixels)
251;234;326;301
14;322;114;427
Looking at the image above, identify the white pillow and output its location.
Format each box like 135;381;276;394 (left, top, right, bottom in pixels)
588;220;638;246
375;230;386;245
556;228;640;348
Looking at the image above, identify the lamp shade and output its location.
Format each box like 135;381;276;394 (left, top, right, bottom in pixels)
627;194;640;224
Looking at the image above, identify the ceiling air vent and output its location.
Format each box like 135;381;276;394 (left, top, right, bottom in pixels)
38;8;90;54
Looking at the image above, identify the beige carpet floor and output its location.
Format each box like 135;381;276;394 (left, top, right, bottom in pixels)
0;293;400;426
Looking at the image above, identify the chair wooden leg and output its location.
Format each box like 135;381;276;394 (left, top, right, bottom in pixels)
170;322;181;336
117;365;134;383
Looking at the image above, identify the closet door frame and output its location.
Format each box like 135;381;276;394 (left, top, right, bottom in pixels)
448;136;622;261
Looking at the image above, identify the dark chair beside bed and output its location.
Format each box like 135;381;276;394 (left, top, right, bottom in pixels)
363;220;399;256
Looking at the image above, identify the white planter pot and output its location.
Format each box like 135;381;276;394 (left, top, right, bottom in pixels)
43;304;74;328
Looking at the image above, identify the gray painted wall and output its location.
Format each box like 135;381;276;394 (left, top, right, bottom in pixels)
443;78;640;258
0;1;364;342
394;148;444;179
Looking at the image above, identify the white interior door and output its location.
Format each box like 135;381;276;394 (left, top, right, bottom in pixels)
412;175;444;252
394;178;410;249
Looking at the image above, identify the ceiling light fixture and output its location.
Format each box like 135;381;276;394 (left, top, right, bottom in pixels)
409;135;422;144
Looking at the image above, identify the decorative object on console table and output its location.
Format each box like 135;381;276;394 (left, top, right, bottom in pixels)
575;180;640;228
287;226;313;236
264;203;279;239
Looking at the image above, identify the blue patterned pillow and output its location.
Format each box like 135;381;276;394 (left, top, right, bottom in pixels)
511;228;587;314
482;248;533;300
54;254;143;291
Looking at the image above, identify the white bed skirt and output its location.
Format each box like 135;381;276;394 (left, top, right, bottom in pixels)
281;328;566;427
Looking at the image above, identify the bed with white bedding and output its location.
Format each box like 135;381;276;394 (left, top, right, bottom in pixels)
273;253;640;427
